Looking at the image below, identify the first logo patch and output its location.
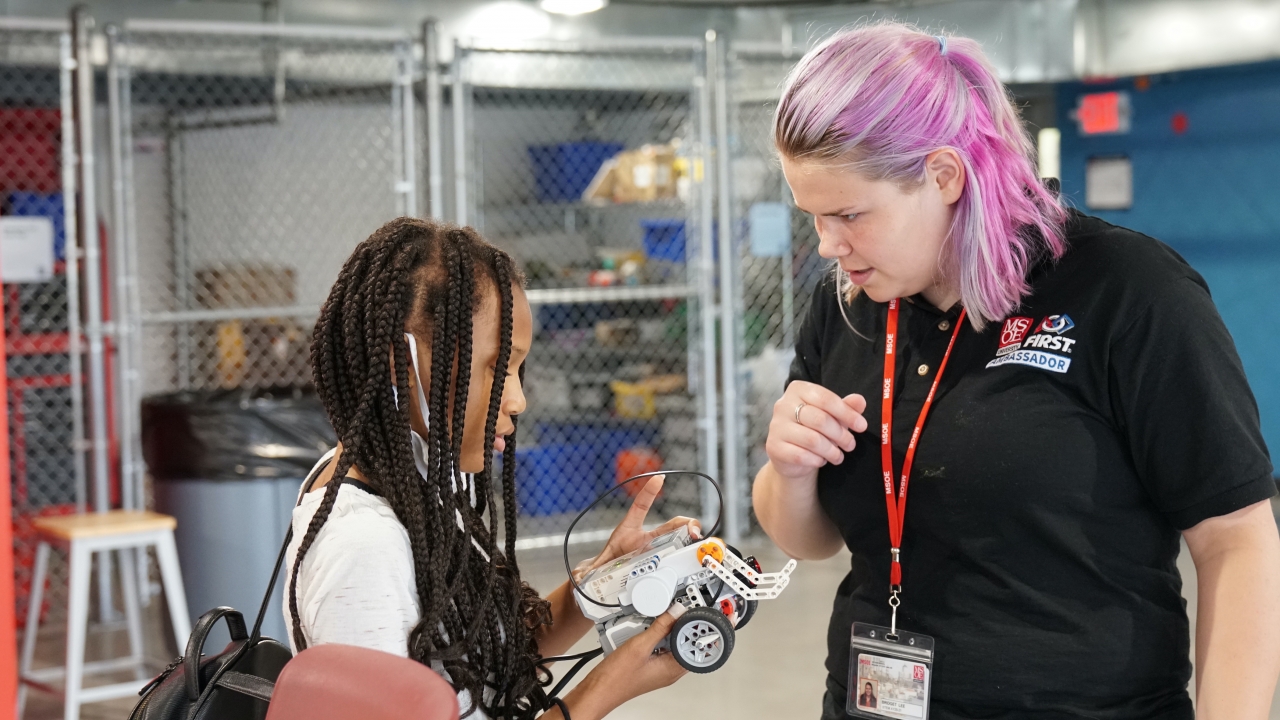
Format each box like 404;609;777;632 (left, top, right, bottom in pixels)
987;312;1077;374
1038;314;1075;334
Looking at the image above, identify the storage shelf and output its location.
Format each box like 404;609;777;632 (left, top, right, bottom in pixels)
524;408;658;426
527;284;693;305
483;198;686;213
533;343;686;363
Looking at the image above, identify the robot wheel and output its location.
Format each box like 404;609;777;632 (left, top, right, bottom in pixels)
669;606;736;673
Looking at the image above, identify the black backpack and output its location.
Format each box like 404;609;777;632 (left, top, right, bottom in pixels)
129;527;295;719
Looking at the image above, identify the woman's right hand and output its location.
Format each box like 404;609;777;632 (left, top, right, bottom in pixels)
559;604;688;720
765;381;868;480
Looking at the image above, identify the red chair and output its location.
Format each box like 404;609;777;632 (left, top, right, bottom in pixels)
265;644;459;720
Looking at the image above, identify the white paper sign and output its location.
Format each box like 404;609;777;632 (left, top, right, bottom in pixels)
749;202;791;258
0;216;56;283
1085;156;1133;210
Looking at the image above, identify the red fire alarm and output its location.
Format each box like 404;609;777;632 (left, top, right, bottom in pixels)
1074;91;1131;135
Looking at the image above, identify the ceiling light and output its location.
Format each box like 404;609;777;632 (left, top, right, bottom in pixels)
465;2;553;39
540;0;608;16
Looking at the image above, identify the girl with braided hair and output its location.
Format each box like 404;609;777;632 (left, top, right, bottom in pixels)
284;217;695;719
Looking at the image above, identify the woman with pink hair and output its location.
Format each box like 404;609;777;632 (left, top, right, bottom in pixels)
752;23;1280;719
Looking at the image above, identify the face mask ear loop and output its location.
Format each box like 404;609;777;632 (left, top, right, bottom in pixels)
404;332;469;498
403;332;431;426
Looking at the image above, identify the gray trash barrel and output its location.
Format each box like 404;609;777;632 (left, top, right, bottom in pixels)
142;387;335;650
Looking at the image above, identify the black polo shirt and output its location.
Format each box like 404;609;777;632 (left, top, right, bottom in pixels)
789;210;1276;720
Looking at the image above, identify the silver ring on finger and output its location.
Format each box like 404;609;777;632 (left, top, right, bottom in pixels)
794;401;807;424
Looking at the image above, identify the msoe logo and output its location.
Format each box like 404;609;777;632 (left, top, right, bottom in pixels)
996;316;1034;357
988;313;1077;374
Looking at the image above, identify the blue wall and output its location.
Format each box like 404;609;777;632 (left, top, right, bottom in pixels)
1057;61;1280;467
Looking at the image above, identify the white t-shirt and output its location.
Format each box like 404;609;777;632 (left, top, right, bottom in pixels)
282;452;491;718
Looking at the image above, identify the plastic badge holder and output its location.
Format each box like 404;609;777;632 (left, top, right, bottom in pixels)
847;622;934;720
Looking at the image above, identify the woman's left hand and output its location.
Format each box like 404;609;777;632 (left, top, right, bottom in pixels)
574;475;701;580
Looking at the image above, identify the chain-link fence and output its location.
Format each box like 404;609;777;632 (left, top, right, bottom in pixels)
0;19;84;634
724;46;824;531
446;37;721;553
110;21;418;510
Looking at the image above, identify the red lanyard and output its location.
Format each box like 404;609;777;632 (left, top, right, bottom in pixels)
880;299;966;589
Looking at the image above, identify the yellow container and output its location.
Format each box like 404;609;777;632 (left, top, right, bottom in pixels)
216;320;246;388
611;380;656;420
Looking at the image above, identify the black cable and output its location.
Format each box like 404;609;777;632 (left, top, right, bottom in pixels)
546;648;604;700
540;648;606;664
563;470;724;609
549;697;571;720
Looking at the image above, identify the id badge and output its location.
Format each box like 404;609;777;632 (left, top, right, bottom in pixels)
846;622;934;720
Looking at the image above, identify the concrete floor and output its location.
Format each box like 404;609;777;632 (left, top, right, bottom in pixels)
20;527;1280;719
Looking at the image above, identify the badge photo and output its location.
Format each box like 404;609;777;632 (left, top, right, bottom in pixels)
847;623;934;720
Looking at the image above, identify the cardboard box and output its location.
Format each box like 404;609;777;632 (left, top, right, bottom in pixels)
195;264;296;310
199;318;310;389
582;144;678;204
595;319;639;347
193;264;307;388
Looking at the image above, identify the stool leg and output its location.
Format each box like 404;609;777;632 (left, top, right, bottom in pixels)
96;550;118;624
17;541;51;719
64;542;92;720
136;547;151;608
153;532;192;643
117;549;146;680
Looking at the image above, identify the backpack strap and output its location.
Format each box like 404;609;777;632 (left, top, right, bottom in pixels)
250;452;341;642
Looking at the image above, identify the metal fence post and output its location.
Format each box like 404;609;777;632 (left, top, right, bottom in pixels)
73;4;118;621
106;25;134;514
108;24;155;606
59;29;88;516
422;19;444;220
712;33;743;544
698;32;721;522
452;38;468;226
394;40;418;219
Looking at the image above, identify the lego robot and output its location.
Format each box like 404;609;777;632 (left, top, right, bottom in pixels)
573;525;797;673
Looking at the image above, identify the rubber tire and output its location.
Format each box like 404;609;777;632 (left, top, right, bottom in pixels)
735;598;758;630
669;607;735;673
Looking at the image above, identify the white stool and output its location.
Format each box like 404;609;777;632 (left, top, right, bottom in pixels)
17;511;193;720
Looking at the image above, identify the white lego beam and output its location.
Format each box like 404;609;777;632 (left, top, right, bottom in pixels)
703;556;797;601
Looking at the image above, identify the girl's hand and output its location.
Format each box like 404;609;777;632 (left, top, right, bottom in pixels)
560;603;689;720
765;381;868;481
574;475;701;581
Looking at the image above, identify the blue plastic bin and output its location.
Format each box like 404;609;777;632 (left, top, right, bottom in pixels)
641;219;686;262
516;443;598;516
528;142;624;202
5;192;65;261
640;220;718;264
538;302;612;332
532;420;661;495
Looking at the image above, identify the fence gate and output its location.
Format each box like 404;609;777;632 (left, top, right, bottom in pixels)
1;18;85;638
109;20;417;504
447;36;721;553
724;45;826;529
